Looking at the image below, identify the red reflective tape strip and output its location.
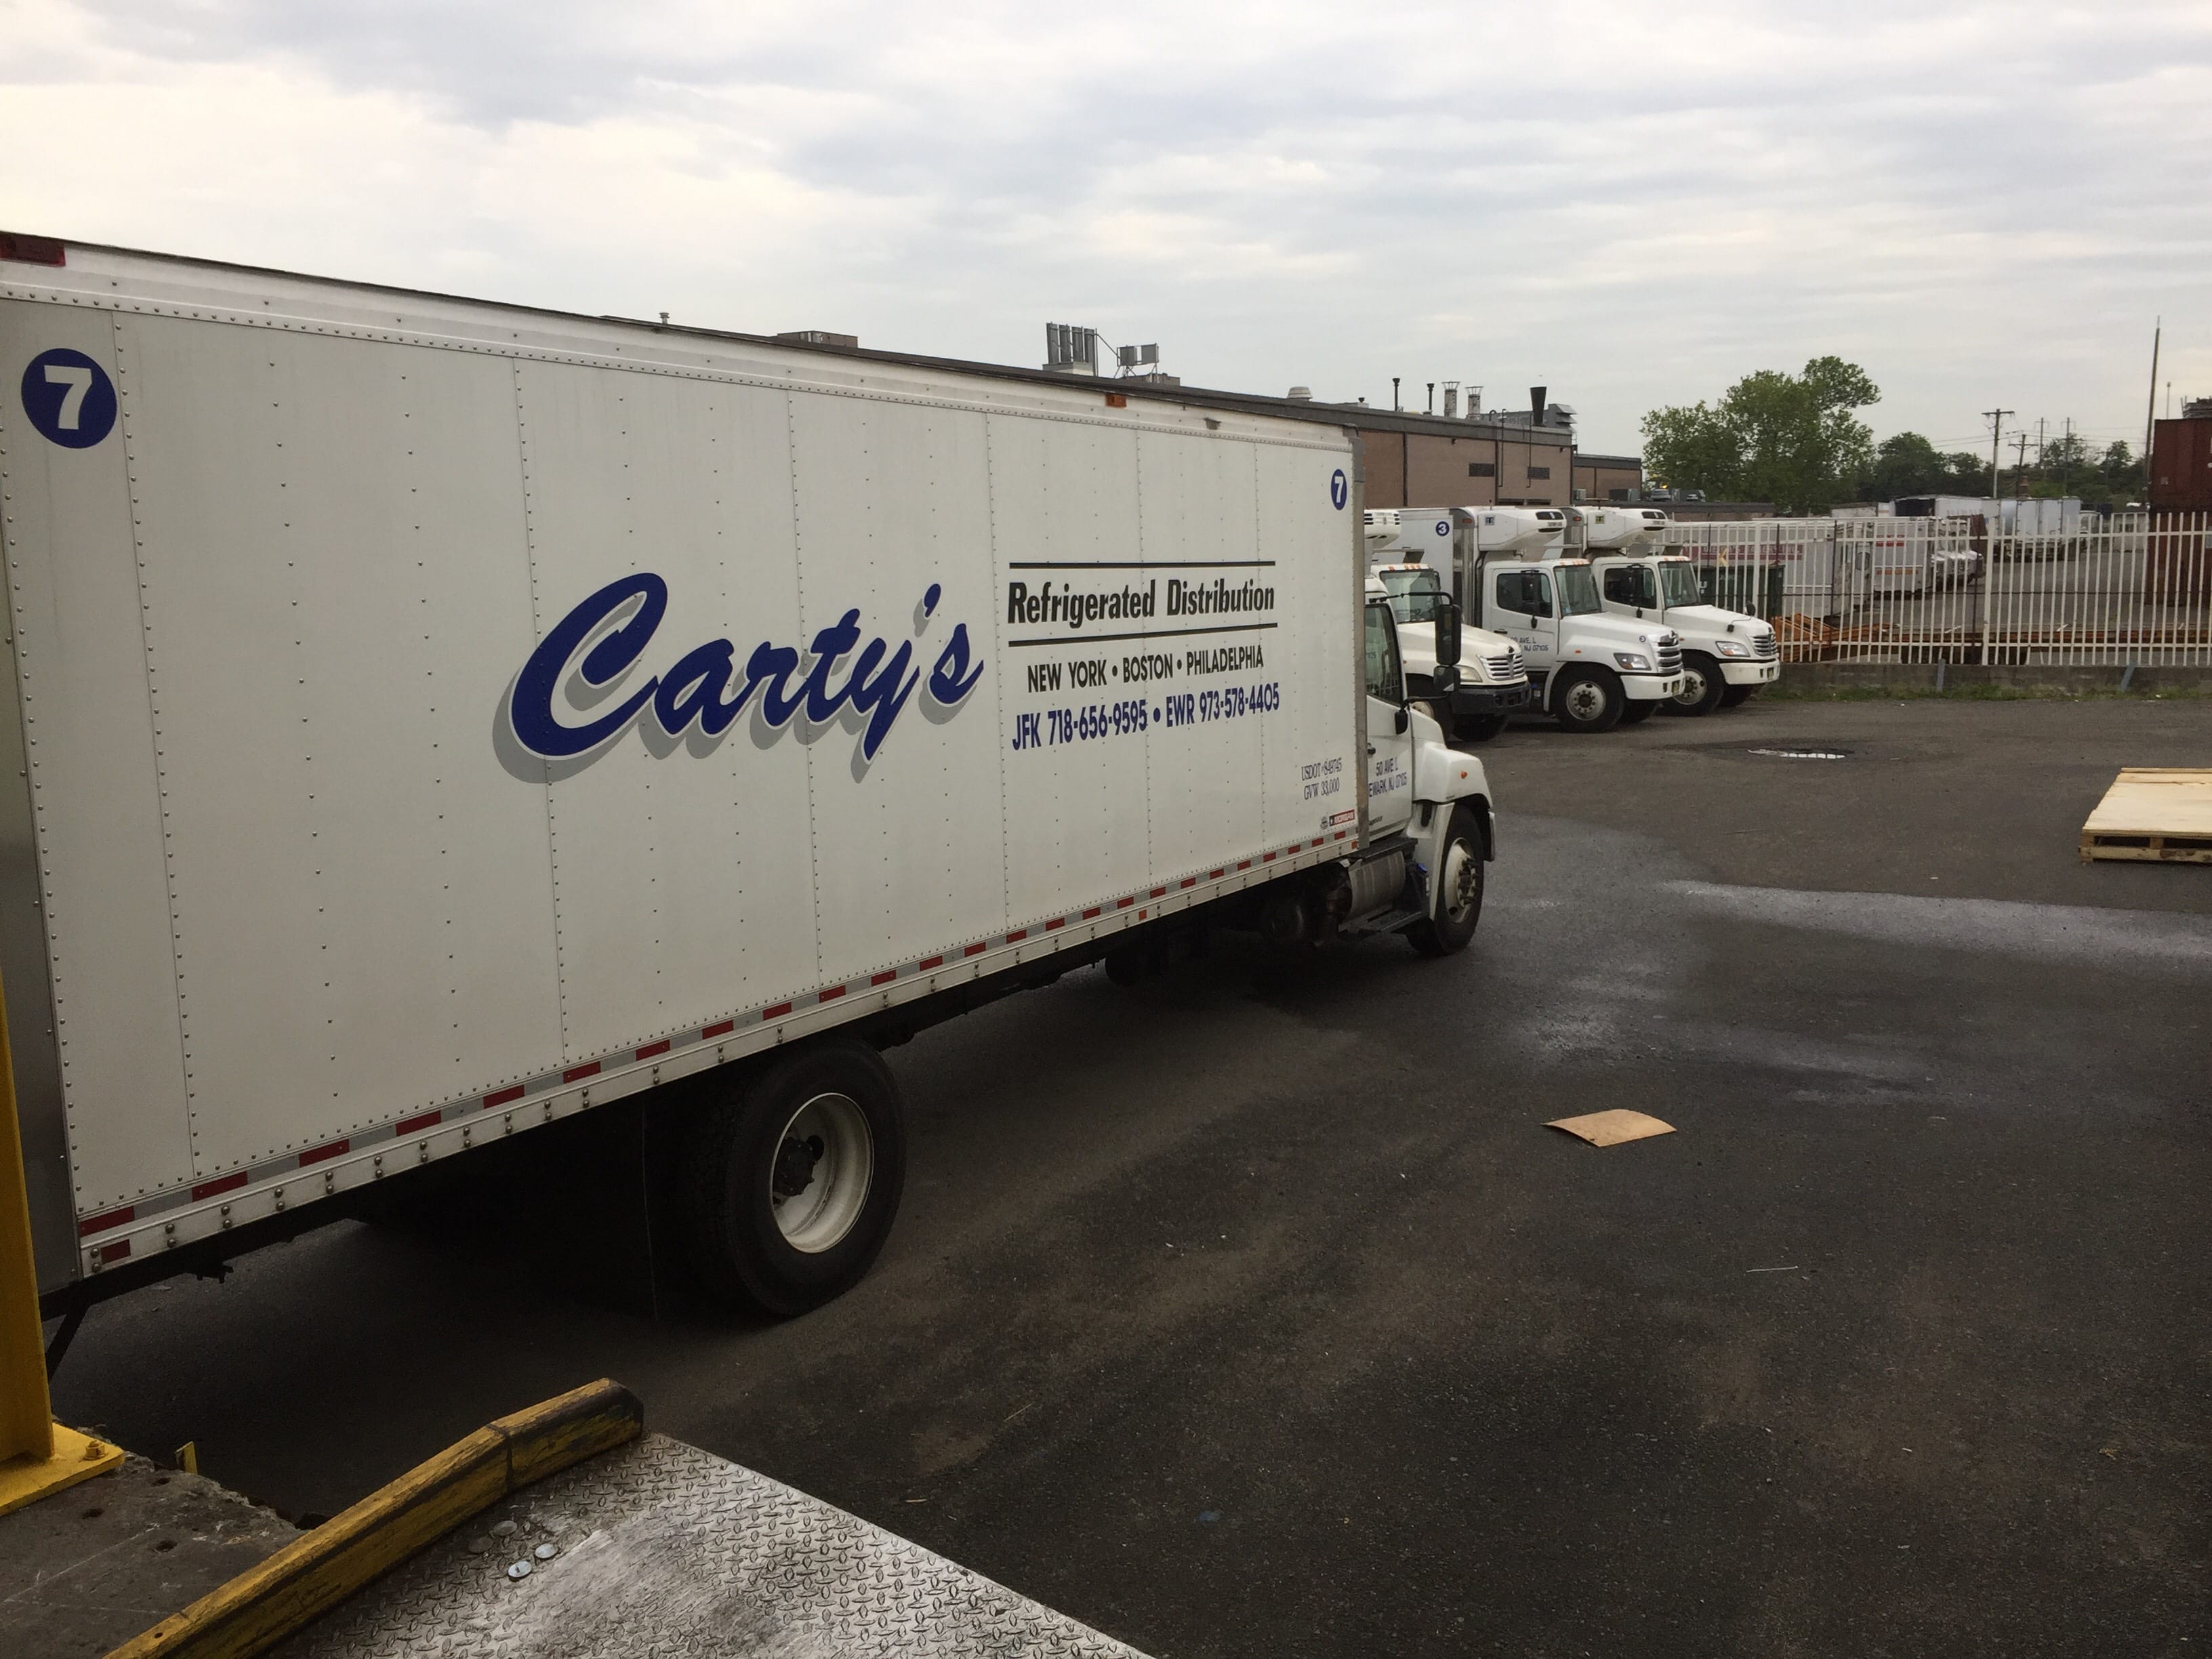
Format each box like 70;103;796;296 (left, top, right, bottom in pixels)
917;957;944;972
564;1062;601;1083
1116;897;1134;909
636;1040;672;1060
1082;907;1101;920
299;1138;350;1167
762;1002;794;1019
1237;860;1252;870
193;1172;247;1202
1263;853;1277;863
963;943;987;957
870;970;897;985
397;1110;444;1135
98;1240;131;1265
1006;928;1028;942
1333;831;1347;840
484;1086;525;1109
818;986;846;1003
1180;878;1196;888
1312;837;1324;847
1151;887;1166;898
1045;918;1064;930
1210;869;1225;879
77;1205;134;1238
703;1019;736;1037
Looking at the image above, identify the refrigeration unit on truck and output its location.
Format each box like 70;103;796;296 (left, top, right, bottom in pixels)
1;234;1498;1324
1584;544;1780;716
1385;508;1685;733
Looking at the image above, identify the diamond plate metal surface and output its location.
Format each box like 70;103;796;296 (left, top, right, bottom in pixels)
274;1433;1151;1658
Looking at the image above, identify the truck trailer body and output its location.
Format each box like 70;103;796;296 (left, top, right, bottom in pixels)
2;239;1493;1314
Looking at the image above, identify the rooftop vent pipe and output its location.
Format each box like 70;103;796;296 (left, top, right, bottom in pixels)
1530;385;1548;426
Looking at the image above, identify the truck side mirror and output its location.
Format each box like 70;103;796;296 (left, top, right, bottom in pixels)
1394;705;1410;734
1433;598;1462;668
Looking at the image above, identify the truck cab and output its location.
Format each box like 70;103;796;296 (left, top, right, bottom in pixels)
1368;566;1531;742
1588;552;1780;715
1475;554;1685;732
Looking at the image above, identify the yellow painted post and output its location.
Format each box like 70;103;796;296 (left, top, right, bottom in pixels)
0;967;120;1515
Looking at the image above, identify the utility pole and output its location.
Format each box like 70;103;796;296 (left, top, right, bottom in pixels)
2144;320;2160;481
1985;407;2013;500
2013;431;2030;499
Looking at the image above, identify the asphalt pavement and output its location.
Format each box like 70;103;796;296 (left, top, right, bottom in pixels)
51;696;2212;1658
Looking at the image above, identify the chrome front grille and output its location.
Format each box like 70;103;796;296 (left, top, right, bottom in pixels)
1655;634;1683;674
1485;648;1524;681
1753;632;1779;659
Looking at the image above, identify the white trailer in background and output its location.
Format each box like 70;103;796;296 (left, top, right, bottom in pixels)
2;237;1494;1324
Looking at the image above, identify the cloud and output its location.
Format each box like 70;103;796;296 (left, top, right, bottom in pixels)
4;0;2209;451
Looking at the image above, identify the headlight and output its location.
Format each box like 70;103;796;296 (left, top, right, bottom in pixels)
1613;653;1652;672
1713;639;1751;658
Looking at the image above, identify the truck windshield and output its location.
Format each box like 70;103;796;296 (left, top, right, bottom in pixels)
1659;562;1704;607
1379;569;1445;623
1556;565;1602;617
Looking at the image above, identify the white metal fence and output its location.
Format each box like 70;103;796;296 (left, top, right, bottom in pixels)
1664;512;2212;665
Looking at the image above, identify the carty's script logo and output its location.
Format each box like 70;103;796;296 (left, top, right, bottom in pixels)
507;574;985;764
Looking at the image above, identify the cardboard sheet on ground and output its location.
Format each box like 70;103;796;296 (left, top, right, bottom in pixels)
1547;1110;1676;1147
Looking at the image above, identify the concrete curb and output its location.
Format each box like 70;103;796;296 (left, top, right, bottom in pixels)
105;1379;643;1659
1773;663;2212;698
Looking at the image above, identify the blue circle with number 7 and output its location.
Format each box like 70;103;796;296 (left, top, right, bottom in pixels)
20;348;117;449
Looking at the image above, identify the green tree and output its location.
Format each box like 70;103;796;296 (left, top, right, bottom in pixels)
1641;356;1879;512
1845;432;1990;500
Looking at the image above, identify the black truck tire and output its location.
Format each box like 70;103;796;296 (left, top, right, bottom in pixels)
1552;667;1624;733
681;1039;907;1317
1617;698;1657;724
1719;683;1755;708
1667;652;1727;716
1408;806;1485;956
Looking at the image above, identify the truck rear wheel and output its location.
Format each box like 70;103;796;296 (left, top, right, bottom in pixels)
1407;806;1484;956
1666;653;1725;716
680;1039;907;1317
1552;668;1623;733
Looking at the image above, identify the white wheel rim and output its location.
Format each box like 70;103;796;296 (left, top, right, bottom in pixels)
1675;668;1706;705
1566;681;1604;719
769;1092;873;1254
1440;840;1479;924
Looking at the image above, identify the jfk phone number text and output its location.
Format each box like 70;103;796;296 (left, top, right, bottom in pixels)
1010;684;1282;752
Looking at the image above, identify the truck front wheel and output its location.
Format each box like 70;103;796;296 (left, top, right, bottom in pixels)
1719;683;1755;708
1552;668;1624;733
1667;653;1726;716
680;1040;907;1317
1407;806;1485;956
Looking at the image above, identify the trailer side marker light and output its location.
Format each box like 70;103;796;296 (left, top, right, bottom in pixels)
1262;853;1276;863
916;958;943;972
484;1086;525;1108
762;1002;794;1019
1006;928;1027;942
1210;869;1224;879
98;1240;131;1265
1180;878;1196;888
564;1062;601;1083
1237;860;1252;871
1082;907;1101;919
1105;392;1127;407
703;1019;736;1037
963;943;987;957
78;1205;134;1237
818;986;846;1003
1151;887;1166;898
193;1172;248;1201
1044;918;1065;930
0;231;66;266
300;1138;350;1167
397;1110;445;1135
1116;897;1134;908
870;970;897;985
636;1040;672;1059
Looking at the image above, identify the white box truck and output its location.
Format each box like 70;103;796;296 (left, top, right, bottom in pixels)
1382;508;1686;732
1572;510;1780;715
1361;512;1532;740
2;237;1496;1323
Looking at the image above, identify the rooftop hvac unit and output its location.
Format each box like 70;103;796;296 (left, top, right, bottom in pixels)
1117;343;1160;368
1044;323;1098;375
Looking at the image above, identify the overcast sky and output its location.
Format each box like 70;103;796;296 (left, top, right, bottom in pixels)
7;0;2209;457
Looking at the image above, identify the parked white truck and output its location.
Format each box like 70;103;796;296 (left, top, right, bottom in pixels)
1381;508;1687;732
2;235;1496;1324
1577;537;1781;716
1363;514;1532;740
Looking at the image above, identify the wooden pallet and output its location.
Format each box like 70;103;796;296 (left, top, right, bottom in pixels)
2080;769;2212;864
